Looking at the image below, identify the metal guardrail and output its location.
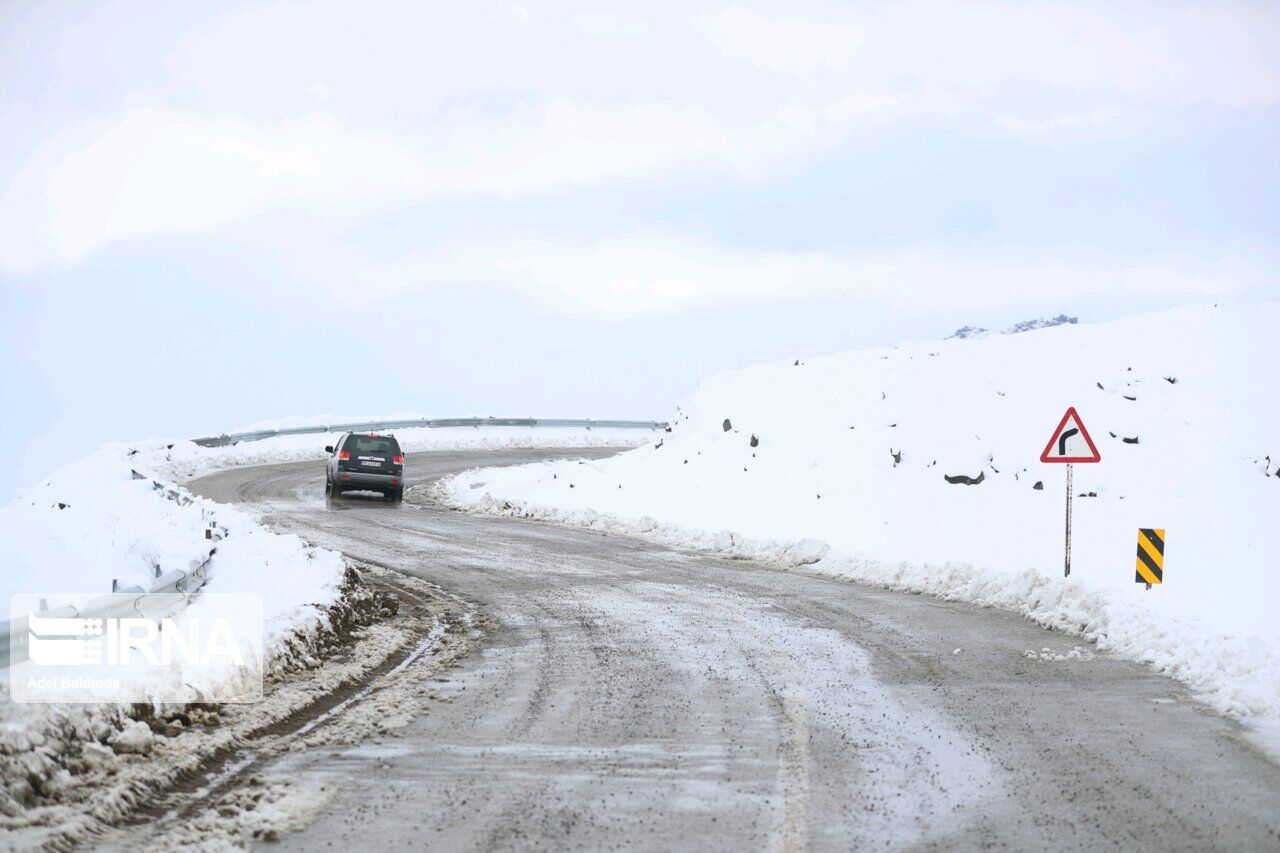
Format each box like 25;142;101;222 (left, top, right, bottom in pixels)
192;417;668;447
0;478;222;669
2;590;205;670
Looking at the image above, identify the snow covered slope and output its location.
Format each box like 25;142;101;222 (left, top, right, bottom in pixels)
0;442;344;622
440;304;1280;733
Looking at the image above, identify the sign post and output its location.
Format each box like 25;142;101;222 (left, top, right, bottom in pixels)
1064;462;1073;576
1040;407;1101;577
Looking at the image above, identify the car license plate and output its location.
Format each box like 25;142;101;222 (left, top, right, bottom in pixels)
361;460;382;467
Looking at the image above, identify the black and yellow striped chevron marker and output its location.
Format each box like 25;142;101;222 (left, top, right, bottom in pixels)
1135;528;1165;584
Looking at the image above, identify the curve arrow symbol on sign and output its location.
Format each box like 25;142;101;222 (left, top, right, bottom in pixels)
1040;408;1100;463
1058;427;1079;457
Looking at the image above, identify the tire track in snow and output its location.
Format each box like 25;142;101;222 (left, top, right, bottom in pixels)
711;601;811;853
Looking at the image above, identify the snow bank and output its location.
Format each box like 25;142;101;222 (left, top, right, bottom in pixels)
0;441;344;627
0;439;352;817
437;304;1280;737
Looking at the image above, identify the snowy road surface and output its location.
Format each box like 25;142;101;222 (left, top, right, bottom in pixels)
188;449;1280;851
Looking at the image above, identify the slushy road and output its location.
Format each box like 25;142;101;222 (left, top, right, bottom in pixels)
190;449;1280;851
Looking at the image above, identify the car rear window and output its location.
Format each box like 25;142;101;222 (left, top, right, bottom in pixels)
342;435;399;455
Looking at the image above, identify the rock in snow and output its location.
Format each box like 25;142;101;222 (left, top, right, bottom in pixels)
949;314;1078;340
947;325;989;340
1003;314;1077;334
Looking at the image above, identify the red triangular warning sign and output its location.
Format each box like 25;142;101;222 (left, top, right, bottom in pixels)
1040;407;1101;463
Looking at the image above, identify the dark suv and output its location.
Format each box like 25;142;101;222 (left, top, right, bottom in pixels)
325;433;405;501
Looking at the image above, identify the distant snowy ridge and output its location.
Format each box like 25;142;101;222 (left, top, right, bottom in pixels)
436;303;1280;752
945;324;990;340
947;313;1078;339
1003;313;1078;334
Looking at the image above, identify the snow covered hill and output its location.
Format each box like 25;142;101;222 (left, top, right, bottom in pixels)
947;313;1077;339
440;304;1280;741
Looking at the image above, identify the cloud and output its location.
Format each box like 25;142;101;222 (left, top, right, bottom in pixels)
777;93;899;130
313;232;1257;316
489;1;532;24
696;7;865;78
493;239;1251;314
421;99;739;195
0;109;425;271
2;0;1277;274
993;111;1112;135
571;12;649;39
0;101;740;272
496;241;820;313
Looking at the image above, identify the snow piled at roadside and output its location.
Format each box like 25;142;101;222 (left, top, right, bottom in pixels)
0;443;348;818
0;441;344;622
437;304;1280;737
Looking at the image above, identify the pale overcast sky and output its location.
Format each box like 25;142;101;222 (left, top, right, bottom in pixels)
2;1;1278;497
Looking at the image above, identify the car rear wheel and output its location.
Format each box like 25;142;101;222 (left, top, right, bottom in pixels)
387;487;403;502
329;480;343;499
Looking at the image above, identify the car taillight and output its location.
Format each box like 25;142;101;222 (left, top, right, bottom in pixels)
338;451;350;460
392;455;404;464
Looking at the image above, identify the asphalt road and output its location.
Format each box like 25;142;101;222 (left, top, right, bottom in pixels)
190;448;1280;852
